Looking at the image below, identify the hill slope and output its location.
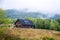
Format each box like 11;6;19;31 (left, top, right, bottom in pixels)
0;28;60;40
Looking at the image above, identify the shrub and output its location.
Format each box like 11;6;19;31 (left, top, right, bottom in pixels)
42;37;55;40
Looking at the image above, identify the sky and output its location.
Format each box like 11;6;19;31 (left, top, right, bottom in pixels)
0;0;60;14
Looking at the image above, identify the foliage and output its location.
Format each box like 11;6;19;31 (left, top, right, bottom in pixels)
42;37;55;40
0;8;7;24
25;18;60;31
0;9;14;24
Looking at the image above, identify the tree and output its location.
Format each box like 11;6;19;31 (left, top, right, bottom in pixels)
0;8;7;24
36;18;44;29
44;19;51;29
55;18;60;31
55;18;60;24
49;20;59;30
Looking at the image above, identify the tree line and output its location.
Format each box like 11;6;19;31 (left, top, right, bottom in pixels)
25;18;60;31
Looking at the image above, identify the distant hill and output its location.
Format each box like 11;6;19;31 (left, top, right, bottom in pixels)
6;9;60;19
50;14;60;19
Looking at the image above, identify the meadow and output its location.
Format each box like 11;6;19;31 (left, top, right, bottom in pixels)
0;28;60;40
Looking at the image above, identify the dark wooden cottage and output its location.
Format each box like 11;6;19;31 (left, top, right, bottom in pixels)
14;19;35;28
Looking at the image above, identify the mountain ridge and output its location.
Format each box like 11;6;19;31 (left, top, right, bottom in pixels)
6;9;60;19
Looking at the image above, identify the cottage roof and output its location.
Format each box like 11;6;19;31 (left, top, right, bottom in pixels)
15;19;34;26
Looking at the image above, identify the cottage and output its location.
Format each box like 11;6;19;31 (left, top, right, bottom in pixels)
14;19;35;28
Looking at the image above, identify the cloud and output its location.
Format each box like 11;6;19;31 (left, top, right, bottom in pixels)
0;0;60;14
0;0;2;4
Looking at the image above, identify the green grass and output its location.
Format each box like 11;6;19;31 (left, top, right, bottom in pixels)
0;28;60;40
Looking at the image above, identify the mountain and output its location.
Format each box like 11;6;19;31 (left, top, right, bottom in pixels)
50;14;60;19
6;9;60;19
6;9;47;19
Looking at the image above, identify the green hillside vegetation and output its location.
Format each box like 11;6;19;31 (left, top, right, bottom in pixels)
25;18;60;31
0;8;60;31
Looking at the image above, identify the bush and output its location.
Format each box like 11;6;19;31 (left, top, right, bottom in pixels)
42;37;55;40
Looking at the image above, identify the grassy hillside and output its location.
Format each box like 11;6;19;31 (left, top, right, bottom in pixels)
0;28;60;40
